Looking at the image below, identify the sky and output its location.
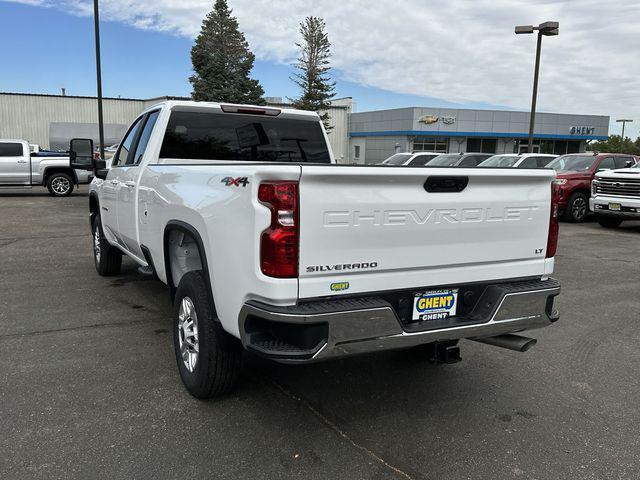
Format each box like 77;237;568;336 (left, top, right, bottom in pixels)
1;0;639;138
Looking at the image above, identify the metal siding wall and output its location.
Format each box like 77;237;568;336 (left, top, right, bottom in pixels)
0;94;146;148
322;101;351;164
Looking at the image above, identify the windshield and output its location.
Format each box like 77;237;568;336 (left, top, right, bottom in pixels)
382;153;412;165
478;155;519;167
160;111;331;163
547;155;596;172
426;154;462;166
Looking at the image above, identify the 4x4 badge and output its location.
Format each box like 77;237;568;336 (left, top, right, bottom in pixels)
221;176;249;187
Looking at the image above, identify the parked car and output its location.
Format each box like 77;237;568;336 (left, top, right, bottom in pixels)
425;152;493;167
70;101;561;398
590;162;640;228
381;152;441;166
0;139;91;196
546;152;638;222
478;153;557;168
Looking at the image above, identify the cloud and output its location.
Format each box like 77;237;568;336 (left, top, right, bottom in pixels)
6;0;640;134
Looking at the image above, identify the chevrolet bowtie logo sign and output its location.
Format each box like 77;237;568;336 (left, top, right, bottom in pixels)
419;115;439;124
418;115;456;125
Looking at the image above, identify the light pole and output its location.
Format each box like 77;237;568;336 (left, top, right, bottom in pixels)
515;21;559;153
616;119;633;151
93;0;105;161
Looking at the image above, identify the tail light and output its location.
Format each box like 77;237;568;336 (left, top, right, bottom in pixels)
546;184;560;258
258;182;299;278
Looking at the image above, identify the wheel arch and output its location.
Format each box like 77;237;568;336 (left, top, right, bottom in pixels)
163;220;214;305
42;166;78;186
89;192;99;229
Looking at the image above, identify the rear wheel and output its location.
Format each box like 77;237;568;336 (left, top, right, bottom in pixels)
563;192;588;223
47;172;74;197
173;271;242;398
596;215;623;228
92;214;122;276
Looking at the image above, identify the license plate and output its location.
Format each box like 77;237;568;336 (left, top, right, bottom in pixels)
609;203;621;211
412;289;459;321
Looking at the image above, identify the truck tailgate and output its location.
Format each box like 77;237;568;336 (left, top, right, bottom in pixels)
298;166;555;299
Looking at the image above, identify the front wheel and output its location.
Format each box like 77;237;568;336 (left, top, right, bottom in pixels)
92;214;122;276
596;215;623;229
173;271;242;398
47;173;74;197
563;192;589;223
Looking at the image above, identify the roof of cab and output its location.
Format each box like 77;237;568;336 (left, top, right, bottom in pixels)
143;100;320;120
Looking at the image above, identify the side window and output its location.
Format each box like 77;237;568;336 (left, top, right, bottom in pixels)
128;111;160;165
458;156;476;167
408;155;427;166
0;143;24;157
597;157;615;171
518;157;537;168
536;157;552;168
614;156;633;169
112;116;144;167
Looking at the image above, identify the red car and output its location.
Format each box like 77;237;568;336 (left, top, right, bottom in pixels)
547;152;638;222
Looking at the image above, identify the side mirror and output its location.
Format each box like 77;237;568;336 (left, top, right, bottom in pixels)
625;160;634;168
69;138;94;171
94;158;109;180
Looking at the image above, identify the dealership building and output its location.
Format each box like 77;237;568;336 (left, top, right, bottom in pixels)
1;91;608;164
350;106;609;164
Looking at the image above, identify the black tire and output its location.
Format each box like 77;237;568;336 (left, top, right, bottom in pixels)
46;172;74;197
91;214;122;276
173;271;242;398
563;192;589;223
596;215;623;229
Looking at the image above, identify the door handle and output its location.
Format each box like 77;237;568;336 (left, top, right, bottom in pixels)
17;160;27;163
124;181;136;188
110;180;119;185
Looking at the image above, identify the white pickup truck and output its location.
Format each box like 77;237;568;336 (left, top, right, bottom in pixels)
591;162;640;227
70;101;561;398
0;139;91;196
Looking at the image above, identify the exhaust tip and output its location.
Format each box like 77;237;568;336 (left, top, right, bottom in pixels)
472;334;537;353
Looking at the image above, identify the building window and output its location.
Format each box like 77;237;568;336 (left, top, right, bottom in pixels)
354;145;360;158
515;139;583;155
466;138;497;153
412;136;448;152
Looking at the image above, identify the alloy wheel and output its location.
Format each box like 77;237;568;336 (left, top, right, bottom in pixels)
177;296;199;372
572;197;587;220
93;227;101;263
51;176;71;195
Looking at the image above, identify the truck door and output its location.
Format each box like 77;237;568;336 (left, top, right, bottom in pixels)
0;142;30;185
102;115;144;247
115;110;159;259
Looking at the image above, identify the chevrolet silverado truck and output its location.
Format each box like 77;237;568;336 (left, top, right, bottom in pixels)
591;162;640;228
70;101;561;399
0;139;91;196
546;152;638;223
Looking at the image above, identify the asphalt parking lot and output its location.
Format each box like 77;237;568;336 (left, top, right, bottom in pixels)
1;187;640;480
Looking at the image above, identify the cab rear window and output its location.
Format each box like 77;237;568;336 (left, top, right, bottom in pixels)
160;111;331;163
0;143;24;157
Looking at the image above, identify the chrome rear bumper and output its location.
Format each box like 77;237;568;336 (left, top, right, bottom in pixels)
239;278;560;363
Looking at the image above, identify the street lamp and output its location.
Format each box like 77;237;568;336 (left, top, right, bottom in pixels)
515;21;559;153
616;119;633;149
93;0;105;161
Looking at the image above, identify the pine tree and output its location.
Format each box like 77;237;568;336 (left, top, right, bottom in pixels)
291;16;336;130
189;0;264;104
